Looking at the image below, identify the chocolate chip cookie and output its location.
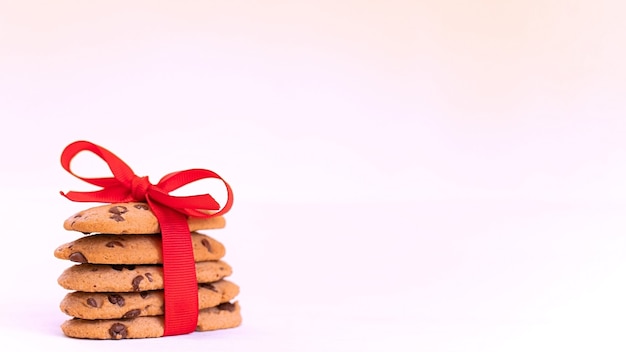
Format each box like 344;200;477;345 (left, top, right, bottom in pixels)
57;260;232;292
61;302;242;339
54;232;226;264
64;202;226;234
60;279;239;320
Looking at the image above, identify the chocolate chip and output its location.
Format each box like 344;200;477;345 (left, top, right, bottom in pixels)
217;302;236;312
68;252;88;263
200;283;219;292
109;214;124;222
105;241;125;248
70;214;82;227
132;275;144;291
134;204;149;210
140;291;149;299
122;309;141;319
109;205;128;214
145;273;153;282
86;298;98;308
111;265;135;271
109;323;128;339
201;239;212;252
108;206;128;222
108;294;125;307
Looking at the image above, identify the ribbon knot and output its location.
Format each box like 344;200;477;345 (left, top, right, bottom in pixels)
59;140;233;337
131;176;151;201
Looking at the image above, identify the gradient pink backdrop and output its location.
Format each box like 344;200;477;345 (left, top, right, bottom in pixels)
1;1;625;351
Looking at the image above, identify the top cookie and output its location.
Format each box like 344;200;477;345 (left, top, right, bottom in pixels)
64;202;226;234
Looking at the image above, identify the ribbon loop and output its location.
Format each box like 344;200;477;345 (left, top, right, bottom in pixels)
60;141;233;217
59;140;233;337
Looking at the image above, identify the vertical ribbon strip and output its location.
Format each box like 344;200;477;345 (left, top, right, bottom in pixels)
59;140;233;336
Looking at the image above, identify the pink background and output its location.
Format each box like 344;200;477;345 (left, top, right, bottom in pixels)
1;1;625;351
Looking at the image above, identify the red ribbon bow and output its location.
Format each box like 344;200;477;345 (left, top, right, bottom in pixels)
60;140;233;336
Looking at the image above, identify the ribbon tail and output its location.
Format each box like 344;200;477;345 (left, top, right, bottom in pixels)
149;201;199;336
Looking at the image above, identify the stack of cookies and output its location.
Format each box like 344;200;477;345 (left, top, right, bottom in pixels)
54;202;241;339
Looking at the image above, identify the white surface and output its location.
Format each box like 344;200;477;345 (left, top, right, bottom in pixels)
2;200;626;351
1;1;626;351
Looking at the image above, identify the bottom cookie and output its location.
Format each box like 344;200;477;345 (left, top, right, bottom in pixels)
61;302;241;339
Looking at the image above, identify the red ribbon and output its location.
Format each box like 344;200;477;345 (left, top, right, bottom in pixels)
59;140;233;336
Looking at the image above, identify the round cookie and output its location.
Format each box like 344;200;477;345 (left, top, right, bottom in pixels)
61;302;242;339
57;260;232;292
64;202;226;234
60;280;239;320
54;232;226;264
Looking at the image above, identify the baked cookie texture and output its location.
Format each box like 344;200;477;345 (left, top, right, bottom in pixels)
60;280;239;320
61;302;242;339
55;202;241;339
63;202;226;234
54;232;226;264
57;260;233;292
